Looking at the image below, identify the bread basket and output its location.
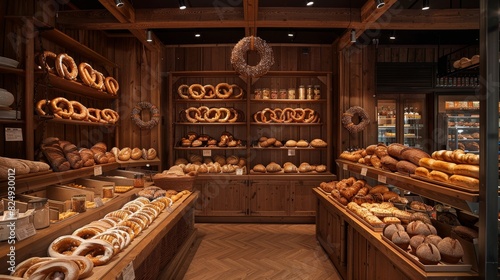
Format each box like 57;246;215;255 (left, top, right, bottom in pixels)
152;173;195;191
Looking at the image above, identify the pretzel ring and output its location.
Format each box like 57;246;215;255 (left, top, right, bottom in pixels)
216;108;231;122
281;108;295;123
260;108;273;123
87;108;101;122
105;77;119;95
228;108;239;123
269;108;283;123
215;83;233;99
72;227;102;239
253;110;263;123
203;84;216;99
37;51;57;73
303;108;317;123
111;225;136;240
35;99;51;116
185;107;200;123
291;108;306;122
231;84;244;99
188;84;206;99
101;108;119;124
92;231;124;253
11;257;55;278
118;220;142;236
55;53;78;80
204;108;221;123
91;70;105;91
49;97;74;119
177;84;190;99
69;101;88;121
78;63;96;86
28;259;80;280
48;235;84;257
72;239;115;266
196;106;209;122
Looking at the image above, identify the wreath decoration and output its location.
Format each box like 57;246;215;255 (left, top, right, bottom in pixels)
131;102;160;129
231;36;274;78
341;106;370;133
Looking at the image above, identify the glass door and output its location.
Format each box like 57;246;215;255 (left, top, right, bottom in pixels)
377;99;397;145
402;97;426;149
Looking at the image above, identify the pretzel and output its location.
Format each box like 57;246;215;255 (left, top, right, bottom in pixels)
37;51;57;73
55;53;78;80
50;97;74;119
270;108;283;123
87;108;101;122
78;63;96;86
303;108;317;123
260;108;274;123
35;99;51;116
291;108;306;122
177;84;190;99
203;84;216;99
196;106;209;122
188;84;206;99
228;108;240;123
101;108;119;124
231;84;244;99
105;77;119;96
253;110;263;123
91;70;105;91
70;101;88;121
217;108;231;122
281;108;295;123
204;108;221;122
215;83;233;99
185;107;200;123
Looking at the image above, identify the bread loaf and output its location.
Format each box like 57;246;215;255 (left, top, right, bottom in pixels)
453;164;479;179
265;162;281;173
392;231;411;250
448;175;479;189
416;243;441;265
380;156;398;172
401;148;431;166
452;226;478;242
418;157;435;169
296;140;309;147
437;237;464;264
374;145;388;158
365;144;377;155
118;147;131;161
42;146;71;172
285;140;297;147
414;166;430;177
396;160;417;174
387;143;407;160
310;139;327;148
284;163;297;173
430;159;456;174
429;170;449;182
370;154;382;168
252;164;266;173
369;185;389;194
131;147;143;160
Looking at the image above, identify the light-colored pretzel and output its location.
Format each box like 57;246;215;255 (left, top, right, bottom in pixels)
177;84;190;99
217;108;231;122
91;70;105;91
231;84;244;99
291;108;306;122
215;83;233;99
50;97;74;119
196;106;209;122
188;84;206;99
228;108;239;123
281;108;295;123
204;108;221;123
35;99;51;116
78;63;96;86
55;53;78;80
105;77;119;96
270;108;283;123
38;51;57;73
70;101;88;121
203;84;216;99
87;108;101;122
185;107;200;123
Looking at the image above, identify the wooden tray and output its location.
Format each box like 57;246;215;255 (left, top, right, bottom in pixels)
381;235;472;272
345;207;385;232
410;174;479;193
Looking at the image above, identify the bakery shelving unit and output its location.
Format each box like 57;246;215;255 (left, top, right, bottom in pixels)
167;71;336;222
445;115;480;152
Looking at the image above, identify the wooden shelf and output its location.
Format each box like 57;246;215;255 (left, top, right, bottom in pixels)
174;122;246;126
175;99;246;103
250;99;327;103
336;159;479;211
250;122;323;126
174;146;246;150
35;116;117;127
35;73;118;100
2;162;120;196
0;119;23;124
0;65;24;75
117;157;161;168
250;147;327;150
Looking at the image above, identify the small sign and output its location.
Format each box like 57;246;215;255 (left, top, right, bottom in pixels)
361;167;368;176
121;261;135;280
378;174;387;184
94;197;104;207
236;168;243;175
287;149;295;156
16;223;36;241
343;164;348;171
5;128;23;141
202;150;211;157
94;166;102;176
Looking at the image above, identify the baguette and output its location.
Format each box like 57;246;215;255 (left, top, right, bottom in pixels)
429;170;449;182
429;159;456;174
418;158;435;169
453;164;479;179
449;174;479;189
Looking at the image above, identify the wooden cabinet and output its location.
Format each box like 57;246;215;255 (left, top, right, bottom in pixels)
249;180;289;216
290;180;322;216
204;179;247;216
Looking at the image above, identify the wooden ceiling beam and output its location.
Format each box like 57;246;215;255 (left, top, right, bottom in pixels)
244;0;258;37
56;7;479;31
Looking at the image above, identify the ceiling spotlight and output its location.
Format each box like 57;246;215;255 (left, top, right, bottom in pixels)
146;30;153;43
178;0;186;10
375;0;385;9
115;0;124;8
288;31;294;37
389;31;396;40
306;1;314;6
422;0;430;10
195;33;201;38
350;30;356;43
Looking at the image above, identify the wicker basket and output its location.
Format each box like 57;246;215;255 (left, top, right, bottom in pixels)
152;174;195;191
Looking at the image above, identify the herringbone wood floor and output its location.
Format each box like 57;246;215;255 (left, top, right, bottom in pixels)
176;223;342;280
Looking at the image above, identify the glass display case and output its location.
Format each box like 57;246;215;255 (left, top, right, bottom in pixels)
376;94;427;151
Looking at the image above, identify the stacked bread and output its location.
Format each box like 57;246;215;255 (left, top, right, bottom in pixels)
0;156;51;180
252;162;327;174
414;149;479;190
179;131;243;148
173;154;246;174
453;55;479;69
111;147;157;161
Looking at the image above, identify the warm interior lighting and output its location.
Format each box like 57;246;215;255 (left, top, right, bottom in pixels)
306;1;314;6
195;33;201;38
179;0;187;10
375;0;385;9
115;0;124;8
288;31;294;37
146;30;153;42
350;30;356;43
422;0;430;10
389;31;396;40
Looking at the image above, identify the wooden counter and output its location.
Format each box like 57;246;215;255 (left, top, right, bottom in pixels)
313;188;478;280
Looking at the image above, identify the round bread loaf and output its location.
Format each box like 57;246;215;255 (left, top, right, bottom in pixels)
383;223;405;239
391;230;411;250
407;220;437;237
416;242;441;265
310;139;327;148
424;234;443;247
285;140;297;147
410;234;426;254
437;237;464;264
365;144;377;155
131;147;143;160
252;164;266;173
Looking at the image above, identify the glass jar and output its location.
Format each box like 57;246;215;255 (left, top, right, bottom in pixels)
306;85;313;100
28;198;49;229
313;85;321;100
298;85;306;100
71;194;86;213
287;88;296;99
134;173;145;188
254;88;262;100
270;88;278;99
262;88;270;100
279;89;287;99
102;185;115;198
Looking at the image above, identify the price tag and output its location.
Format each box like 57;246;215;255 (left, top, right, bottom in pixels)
94;197;104;207
343;164;348;171
202;150;211;157
236;168;243;175
166;206;173;213
378;174;387;184
287;149;295;156
360;167;368;176
5;128;23;141
16;223;36;241
94;166;102;176
121;261;135;280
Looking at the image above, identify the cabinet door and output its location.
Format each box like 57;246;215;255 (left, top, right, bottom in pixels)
192;181;206;216
289;180;320;216
203;180;247;216
249;181;289;216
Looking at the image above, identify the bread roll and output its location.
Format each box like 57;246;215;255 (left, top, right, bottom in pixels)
370;155;382;168
392;230;411;250
365;144;377;155
374;145;388;158
383;223;405;239
369;185;389;194
310;139;327;148
414;166;430;177
383;191;399;202
296;140;309;147
437;237;464;264
298;162;314;173
146;148;157;160
448;175;479;189
430;159;456;174
315;164;327;173
284;164;297;173
429;170;449;182
252;164;266;173
285;140;297;147
265;162;281;173
395;160;417;174
418;157;435;169
453;164;479;179
118;147;131;161
111;147;120;158
416;243;441;265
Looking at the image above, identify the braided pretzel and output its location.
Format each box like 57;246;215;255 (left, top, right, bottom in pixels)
281;108;295;123
35;99;51;116
303;108;316;123
291;108;306;122
253;110;263;123
270;108;283;123
196;106;209;122
185;107;200;123
188;84;206;99
55;53;78;80
70;101;88;121
87;108;101;122
204;108;221;123
217;108;231;122
50;97;74;119
177;84;189;99
91;70;105;91
231;84;244;99
203;84;216;99
101;109;119;124
215;83;233;99
78;63;96;86
105;77;119;96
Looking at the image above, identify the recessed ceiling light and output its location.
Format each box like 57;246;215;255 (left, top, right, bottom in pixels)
146;30;153;42
288;31;294;37
422;0;430;10
350;30;356;43
115;0;124;8
179;0;187;10
306;1;314;6
389;31;396;40
195;33;201;38
375;0;385;9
